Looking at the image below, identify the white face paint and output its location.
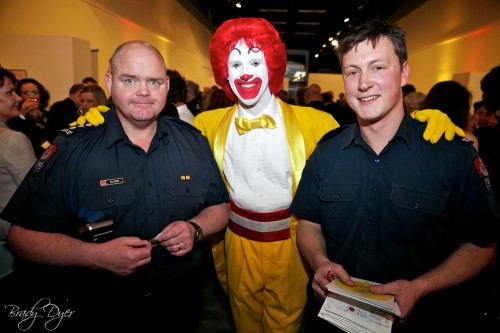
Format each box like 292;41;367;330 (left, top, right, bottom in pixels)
227;39;269;106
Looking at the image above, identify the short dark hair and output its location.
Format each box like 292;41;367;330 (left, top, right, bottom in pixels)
321;92;333;103
337;20;407;68
481;65;500;112
473;100;484;111
0;67;17;88
402;84;416;97
185;80;199;95
166;69;187;104
15;78;51;109
70;83;86;94
82;77;97;84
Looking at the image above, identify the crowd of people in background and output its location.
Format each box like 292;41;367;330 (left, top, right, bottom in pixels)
6;72;498;161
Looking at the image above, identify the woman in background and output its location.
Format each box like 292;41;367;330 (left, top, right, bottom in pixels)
420;80;478;150
8;78;51;157
0;67;37;278
201;88;234;112
78;84;107;115
404;91;426;113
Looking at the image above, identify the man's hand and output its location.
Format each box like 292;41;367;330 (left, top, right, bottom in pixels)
370;279;422;320
95;237;152;276
312;261;353;299
410;109;465;143
70;105;110;127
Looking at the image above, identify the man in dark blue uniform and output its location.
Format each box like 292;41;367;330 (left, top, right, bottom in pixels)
1;40;229;332
291;21;500;333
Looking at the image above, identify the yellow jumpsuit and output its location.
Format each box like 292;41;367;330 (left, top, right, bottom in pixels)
193;98;338;333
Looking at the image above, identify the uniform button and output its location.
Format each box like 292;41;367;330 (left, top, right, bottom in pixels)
185;188;190;193
148;181;152;186
374;159;380;163
108;198;114;203
333;193;340;199
414;203;419;209
150;209;155;215
367;217;373;224
370;187;376;192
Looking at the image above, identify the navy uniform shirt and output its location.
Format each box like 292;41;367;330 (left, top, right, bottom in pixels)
1;108;229;292
291;113;500;284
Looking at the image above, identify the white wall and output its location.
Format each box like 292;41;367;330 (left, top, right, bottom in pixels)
308;73;345;100
0;34;91;102
0;0;214;103
397;0;500;101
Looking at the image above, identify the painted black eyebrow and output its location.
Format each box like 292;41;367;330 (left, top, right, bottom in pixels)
230;47;242;55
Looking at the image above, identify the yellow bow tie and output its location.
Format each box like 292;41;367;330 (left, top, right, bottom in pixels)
234;114;277;135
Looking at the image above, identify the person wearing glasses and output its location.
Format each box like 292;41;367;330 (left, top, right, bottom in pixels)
7;78;51;156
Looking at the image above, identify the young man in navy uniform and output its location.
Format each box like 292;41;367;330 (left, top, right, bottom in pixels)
291;21;500;333
1;40;229;332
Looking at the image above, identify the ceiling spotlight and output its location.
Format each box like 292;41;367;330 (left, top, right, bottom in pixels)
331;40;338;47
315;54;319;58
344;18;350;23
235;2;241;9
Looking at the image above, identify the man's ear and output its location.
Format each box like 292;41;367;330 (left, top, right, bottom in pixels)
165;75;170;96
401;61;410;86
104;72;112;95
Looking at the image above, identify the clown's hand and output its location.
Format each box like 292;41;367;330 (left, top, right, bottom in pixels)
410;109;465;143
69;105;110;127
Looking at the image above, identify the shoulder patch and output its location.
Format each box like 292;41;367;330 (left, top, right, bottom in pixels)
318;125;350;145
473;156;492;192
33;144;58;174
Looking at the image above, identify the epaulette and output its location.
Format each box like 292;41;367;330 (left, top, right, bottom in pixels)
459;136;474;146
318;125;350;145
60;106;111;136
167;117;201;134
60;123;103;136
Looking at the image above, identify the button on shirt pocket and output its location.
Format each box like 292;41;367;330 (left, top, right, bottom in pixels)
391;185;446;214
319;183;358;238
85;186;135;211
390;185;447;240
165;180;206;220
79;186;135;233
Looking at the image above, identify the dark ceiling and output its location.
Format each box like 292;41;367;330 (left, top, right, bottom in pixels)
183;0;427;73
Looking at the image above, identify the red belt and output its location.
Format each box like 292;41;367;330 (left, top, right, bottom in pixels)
228;200;291;242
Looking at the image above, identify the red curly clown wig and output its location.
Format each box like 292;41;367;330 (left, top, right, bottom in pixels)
210;18;287;102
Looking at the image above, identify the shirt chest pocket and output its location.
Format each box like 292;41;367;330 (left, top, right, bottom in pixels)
165;180;206;220
389;185;447;241
391;185;446;214
319;183;358;203
166;180;205;197
318;183;358;237
84;186;136;210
